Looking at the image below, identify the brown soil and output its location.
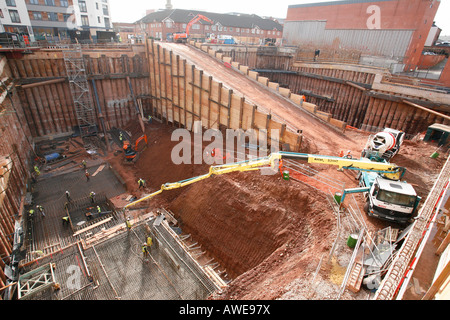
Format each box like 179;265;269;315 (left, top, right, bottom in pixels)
104;118;446;300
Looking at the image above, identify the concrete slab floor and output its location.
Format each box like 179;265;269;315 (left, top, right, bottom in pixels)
27;163;127;259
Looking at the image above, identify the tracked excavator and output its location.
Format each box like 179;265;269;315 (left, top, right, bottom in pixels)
123;134;148;163
124;151;419;224
173;14;213;43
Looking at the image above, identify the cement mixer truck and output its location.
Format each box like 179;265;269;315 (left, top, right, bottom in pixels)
362;128;405;162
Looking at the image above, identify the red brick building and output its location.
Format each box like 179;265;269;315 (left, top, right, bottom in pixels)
135;9;283;45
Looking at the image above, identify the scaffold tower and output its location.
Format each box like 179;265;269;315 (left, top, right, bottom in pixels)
63;45;97;140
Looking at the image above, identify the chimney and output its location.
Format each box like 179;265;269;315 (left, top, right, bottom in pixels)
166;0;173;10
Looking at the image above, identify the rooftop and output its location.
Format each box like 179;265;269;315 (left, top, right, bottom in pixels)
136;9;283;31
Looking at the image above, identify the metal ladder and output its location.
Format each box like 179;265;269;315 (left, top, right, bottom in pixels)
63;45;98;145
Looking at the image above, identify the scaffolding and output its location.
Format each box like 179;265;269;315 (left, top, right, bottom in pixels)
63;45;98;142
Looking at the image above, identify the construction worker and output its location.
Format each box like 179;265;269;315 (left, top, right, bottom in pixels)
119;132;123;144
89;191;96;204
138;178;146;189
81;160;87;169
36;205;45;217
65;191;72;202
62;216;69;226
142;243;149;259
146;236;153;253
97;205;101;214
85;170;90;181
34;165;40;176
28;208;35;220
278;159;284;174
344;150;352;159
125;217;132;230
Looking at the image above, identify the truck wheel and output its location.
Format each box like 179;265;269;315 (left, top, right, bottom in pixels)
363;201;369;214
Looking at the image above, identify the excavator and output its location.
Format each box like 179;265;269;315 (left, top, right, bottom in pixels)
173;14;214;43
123;151;420;224
123;134;148;163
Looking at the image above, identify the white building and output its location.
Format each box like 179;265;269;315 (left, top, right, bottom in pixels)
72;0;112;36
0;0;112;42
0;0;33;38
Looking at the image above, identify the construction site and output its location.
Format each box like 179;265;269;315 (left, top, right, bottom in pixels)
1;0;450;303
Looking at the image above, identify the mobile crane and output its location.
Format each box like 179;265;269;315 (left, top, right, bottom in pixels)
124;151;420;224
173;14;214;43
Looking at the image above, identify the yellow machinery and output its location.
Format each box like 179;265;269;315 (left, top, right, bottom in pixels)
124;151;406;210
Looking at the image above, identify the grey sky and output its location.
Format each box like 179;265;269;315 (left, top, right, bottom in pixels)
109;0;450;36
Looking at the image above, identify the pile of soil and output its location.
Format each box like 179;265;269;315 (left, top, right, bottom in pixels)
105;120;447;300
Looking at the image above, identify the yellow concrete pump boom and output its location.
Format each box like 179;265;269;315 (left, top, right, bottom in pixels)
124;151;405;209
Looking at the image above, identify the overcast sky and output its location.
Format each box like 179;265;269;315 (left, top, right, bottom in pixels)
109;0;450;36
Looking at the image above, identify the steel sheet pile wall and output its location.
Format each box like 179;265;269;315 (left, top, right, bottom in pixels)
212;46;294;71
262;62;450;135
0;57;32;289
261;65;375;129
7;50;151;138
147;40;302;151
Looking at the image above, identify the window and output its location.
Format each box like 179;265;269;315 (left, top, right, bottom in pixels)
211;25;216;31
96;2;99;10
224;27;227;31
6;0;16;7
29;0;39;4
377;190;416;207
192;24;200;30
45;0;55;6
79;1;87;12
0;10;3;19
229;27;233;31
102;4;109;16
60;0;68;7
32;12;42;20
48;12;58;21
81;15;89;26
97;16;100;23
63;13;71;21
182;24;186;29
104;17;110;28
205;26;209;31
236;28;240;32
165;21;172;28
9;10;20;23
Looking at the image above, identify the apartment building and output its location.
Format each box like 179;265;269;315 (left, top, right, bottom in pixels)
0;0;112;42
0;0;33;37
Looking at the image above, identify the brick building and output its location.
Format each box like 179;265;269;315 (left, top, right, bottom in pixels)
135;8;283;45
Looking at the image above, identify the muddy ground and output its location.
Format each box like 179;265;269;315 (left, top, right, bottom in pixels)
105;119;446;300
